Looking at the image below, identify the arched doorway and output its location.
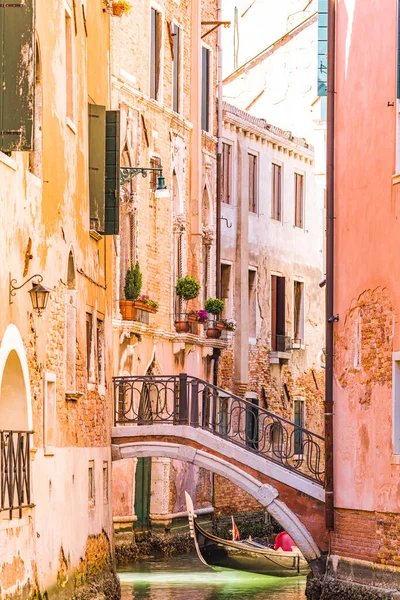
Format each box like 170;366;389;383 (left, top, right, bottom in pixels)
0;324;31;431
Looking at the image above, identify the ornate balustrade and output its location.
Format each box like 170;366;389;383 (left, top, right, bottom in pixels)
113;374;324;484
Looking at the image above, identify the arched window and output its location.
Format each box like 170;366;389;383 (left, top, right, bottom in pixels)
66;250;77;392
29;39;42;178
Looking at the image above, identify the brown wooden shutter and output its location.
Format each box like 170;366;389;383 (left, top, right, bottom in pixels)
88;104;106;232
0;0;35;152
104;110;120;235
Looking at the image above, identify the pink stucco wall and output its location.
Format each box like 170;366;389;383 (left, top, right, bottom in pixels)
334;0;399;516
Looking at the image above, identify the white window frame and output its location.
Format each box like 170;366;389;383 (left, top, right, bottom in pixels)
149;2;165;105
293;277;305;349
171;21;183;115
44;371;57;456
271;159;284;224
294;170;306;230
201;41;213;134
248;266;258;344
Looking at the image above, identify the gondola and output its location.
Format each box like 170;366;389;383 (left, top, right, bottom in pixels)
185;492;309;578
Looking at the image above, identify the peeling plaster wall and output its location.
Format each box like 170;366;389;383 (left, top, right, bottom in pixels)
0;0;114;597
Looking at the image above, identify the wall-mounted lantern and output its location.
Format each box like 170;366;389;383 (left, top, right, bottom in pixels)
120;166;170;199
9;274;51;316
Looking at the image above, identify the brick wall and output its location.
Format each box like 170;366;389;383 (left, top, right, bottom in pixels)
213;474;263;514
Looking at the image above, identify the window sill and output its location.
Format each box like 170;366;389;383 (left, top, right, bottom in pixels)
392;174;400;185
391;454;400;465
66;118;77;134
0;151;17;171
270;351;291;364
65;391;83;402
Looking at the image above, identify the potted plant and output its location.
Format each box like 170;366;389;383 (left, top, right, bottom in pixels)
188;309;208;324
135;294;159;314
111;0;133;16
175;275;201;333
119;262;142;320
217;318;237;331
204;297;225;338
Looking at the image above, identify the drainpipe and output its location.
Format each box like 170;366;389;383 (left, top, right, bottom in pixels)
325;0;336;532
215;0;223;300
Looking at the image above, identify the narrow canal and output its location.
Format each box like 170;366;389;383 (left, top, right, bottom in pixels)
119;554;307;599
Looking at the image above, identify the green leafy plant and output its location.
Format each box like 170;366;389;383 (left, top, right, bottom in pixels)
175;276;201;301
139;294;159;309
124;262;142;300
204;297;225;316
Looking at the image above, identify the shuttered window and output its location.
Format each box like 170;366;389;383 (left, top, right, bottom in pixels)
201;47;210;132
89;105;120;235
89;104;106;232
0;0;35;152
172;24;181;113
294;173;304;228
248;153;258;213
318;0;328;97
222;142;232;204
271;163;282;221
150;8;161;100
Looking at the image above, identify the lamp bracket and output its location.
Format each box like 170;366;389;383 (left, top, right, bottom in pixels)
120;166;163;186
9;273;43;305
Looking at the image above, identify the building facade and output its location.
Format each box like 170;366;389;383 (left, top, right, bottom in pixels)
110;0;223;532
0;1;118;598
214;102;325;512
312;0;400;596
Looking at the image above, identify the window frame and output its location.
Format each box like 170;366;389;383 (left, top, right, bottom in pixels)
392;352;400;456
271;162;282;222
222;141;233;205
248;267;257;341
65;4;74;125
201;44;212;133
293;279;305;348
171;22;182;114
294;172;304;229
248;152;258;214
150;5;163;102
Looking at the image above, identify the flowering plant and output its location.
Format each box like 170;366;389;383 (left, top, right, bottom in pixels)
217;318;237;331
138;294;159;309
188;309;208;323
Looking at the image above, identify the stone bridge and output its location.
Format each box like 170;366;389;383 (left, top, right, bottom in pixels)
112;373;327;567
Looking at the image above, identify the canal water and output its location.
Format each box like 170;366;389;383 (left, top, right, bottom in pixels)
119;553;307;599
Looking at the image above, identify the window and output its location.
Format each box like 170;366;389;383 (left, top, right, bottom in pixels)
66;251;77;392
88;460;95;505
44;372;56;454
103;461;109;504
271;275;285;351
172;24;181;113
248;154;258;213
393;354;400;455
248;269;257;338
86;313;93;381
272;163;282;221
201;47;211;132
65;10;73;120
221;263;232;317
29;41;42;177
97;318;104;386
294;173;304;228
222;143;232;204
150;8;161;100
294;397;305;455
293;281;305;346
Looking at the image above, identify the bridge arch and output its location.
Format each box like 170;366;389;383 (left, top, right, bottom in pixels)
112;428;325;564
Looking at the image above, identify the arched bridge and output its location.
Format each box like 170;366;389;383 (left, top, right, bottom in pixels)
112;373;327;567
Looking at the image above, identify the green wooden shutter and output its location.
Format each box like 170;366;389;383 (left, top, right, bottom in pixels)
317;0;328;97
88;104;106;232
0;0;35;152
104;110;120;235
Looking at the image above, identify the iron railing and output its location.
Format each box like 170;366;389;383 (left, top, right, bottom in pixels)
0;431;32;518
113;374;324;484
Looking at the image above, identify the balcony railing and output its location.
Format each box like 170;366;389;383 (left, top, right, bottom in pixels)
1;431;32;519
113;374;325;484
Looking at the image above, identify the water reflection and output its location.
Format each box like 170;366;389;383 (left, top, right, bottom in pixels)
119;554;306;600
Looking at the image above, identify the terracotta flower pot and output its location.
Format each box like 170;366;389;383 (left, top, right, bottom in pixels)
175;320;190;333
206;328;221;339
112;3;124;16
188;314;198;323
216;322;225;331
119;299;137;321
133;300;157;314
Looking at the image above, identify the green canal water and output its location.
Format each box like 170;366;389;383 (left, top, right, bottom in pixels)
119;553;307;599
